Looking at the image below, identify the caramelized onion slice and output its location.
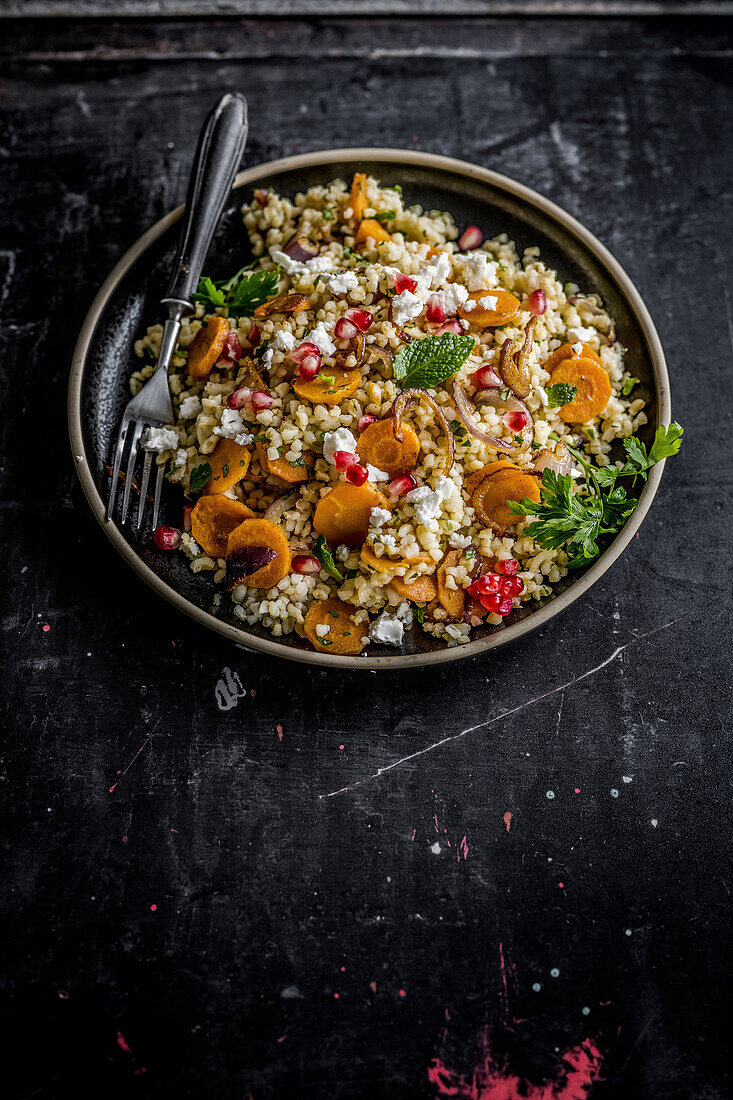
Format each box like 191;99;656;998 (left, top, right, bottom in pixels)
451;381;518;454
391;388;455;474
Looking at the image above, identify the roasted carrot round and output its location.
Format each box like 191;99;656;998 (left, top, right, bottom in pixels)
458;289;521;328
190;495;255;559
203;439;252;496
255;442;311;484
361;544;432;574
390;572;438;604
437;549;466;618
550;357;612;423
465;461;519;498
356;417;420;476
544;342;603;374
314;482;389;546
225;517;292;589
293;367;362;407
187;316;230;381
350;172;369;223
472;468;541;532
253;293;310;319
304;598;365;655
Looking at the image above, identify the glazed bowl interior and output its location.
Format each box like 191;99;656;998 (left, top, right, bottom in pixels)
70;149;669;669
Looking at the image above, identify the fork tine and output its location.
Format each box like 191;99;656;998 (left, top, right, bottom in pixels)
106;420;129;521
152;462;165;530
136;451;154;530
121;421;143;524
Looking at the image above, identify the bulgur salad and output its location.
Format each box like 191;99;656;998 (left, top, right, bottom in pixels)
130;173;682;654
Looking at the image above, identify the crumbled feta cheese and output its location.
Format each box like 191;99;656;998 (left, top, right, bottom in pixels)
405;476;454;524
327;270;360;294
370;506;392;527
568;326;597;343
391;289;424;327
141;426;178;453
536;385;549;406
441;283;469;315
571;341;584;354
308;321;336;356
270;250;332;276
478;294;498;310
179;395;202;419
262;329;297;371
459;252;499;291
379;534;397;552
366;464;390;483
322;427;357;464
214;408;254;445
173;448;188;468
368;613;404;647
419;251;452;288
315;623;331;638
449;532;473;550
395;601;413;625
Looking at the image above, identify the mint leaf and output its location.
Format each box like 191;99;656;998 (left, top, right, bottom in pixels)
546;382;577;408
621;376;640;396
314;535;343;582
189;462;212;492
393;334;475;390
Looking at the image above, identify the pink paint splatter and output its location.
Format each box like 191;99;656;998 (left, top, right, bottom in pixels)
428;1027;603;1099
116;1030;147;1075
149;904;157;912
411;828;417;842
574;788;581;794
559;883;564;889
339;744;345;750
369;981;377;993
250;688;257;698
42;624;50;633
277;1035;286;1044
458;835;469;861
503;811;512;832
276;724;283;742
399;989;406;998
333;992;340;1000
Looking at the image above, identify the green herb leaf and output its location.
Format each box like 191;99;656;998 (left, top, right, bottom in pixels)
194;277;226;309
314;535;343;582
618;422;684;482
393;184;403;195
621;376;640;396
193;265;280;317
546;382;578;408
322;208;334;221
374;210;396;222
222;464;229;478
189;462;212;492
413;603;426;625
393;333;476;391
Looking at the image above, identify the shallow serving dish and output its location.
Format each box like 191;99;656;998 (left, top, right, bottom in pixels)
68;148;670;669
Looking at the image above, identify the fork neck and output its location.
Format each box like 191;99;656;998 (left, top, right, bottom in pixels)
156;300;186;376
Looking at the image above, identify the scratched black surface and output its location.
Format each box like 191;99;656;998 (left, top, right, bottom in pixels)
1;14;731;1100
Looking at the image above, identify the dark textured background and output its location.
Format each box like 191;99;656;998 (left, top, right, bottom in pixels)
1;12;732;1099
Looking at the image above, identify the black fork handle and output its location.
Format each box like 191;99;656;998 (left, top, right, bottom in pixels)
162;92;249;311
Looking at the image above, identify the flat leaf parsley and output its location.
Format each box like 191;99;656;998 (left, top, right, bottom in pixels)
193;263;280;317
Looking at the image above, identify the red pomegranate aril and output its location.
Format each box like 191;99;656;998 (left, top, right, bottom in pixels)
345;463;369;486
388;473;417;496
527;289;547;316
503;576;525;597
251;391;274;411
298;356;321;381
334;316;360;340
291;554;321;575
182;506;193;534
503;410;528;432
458;225;484;251
227;386;252;409
344;307;373;332
425;293;445;325
498;598;513;616
291;340;321;366
154;525;181;551
470;573;502;597
393;272;418;294
333;450;358;471
357;413;377;433
436;319;465;336
217;332;243;364
479;591;503;613
494;558;519;576
472;365;502;389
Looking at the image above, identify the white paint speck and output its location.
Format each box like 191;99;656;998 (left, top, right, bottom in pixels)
582;1006;590;1016
532;983;541;992
625;928;632;936
550;968;560;978
610;788;619;798
546;790;555;800
622;776;632;784
651;818;658;828
430;842;441;855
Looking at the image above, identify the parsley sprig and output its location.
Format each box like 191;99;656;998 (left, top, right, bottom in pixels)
314;535;343;582
193;263;280;317
508;423;683;568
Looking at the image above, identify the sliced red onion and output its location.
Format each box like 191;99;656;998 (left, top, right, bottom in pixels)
533;444;572;476
451;381;516;453
264;490;296;525
227;546;278;589
475;389;535;435
568;295;604;316
282;233;319;263
458;225;483;251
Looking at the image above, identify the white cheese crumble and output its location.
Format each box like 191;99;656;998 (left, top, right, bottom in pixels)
571;341;584;355
173;448;188;468
315;623;331;638
391;289;424;327
141;426;178;453
368;613;404;647
405;476;454;524
214;408;254;446
270;249;332;276
262;329;297;371
441;283;469;315
366;464;390;484
449;532;473;550
369;506;392;527
179;395;202;419
478;294;498;310
308;321;336;356
322;427;357;464
568;325;597;343
459;252;499;291
327;270;360;294
419;251;452;288
379;533;398;552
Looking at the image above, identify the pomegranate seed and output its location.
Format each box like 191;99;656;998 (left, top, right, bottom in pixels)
498;598;513;616
503;576;525;597
357;413;377;433
227;386;252;409
333;450;358;471
345;463;369;486
479;592;502;613
472;365;502;390
217;332;242;364
291;340;321;366
248;323;261;348
388;473;417;496
182;505;193;534
527;289;547;316
344;308;373;332
436;319;465;335
298;356;321;381
470;573;501;598
425;293;445;325
458;225;484;251
334;316;359;340
494;558;519;576
393;272;418;294
291;554;321;575
154;525;181;551
251;391;274;411
503;410;528;432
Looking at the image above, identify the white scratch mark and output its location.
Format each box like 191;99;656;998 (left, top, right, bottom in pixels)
318;613;692;801
214;667;246;711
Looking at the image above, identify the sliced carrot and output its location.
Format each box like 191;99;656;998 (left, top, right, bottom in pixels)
355;218;393;246
436;549;466;618
304;597;365;655
350;173;369;222
203;439;252;496
544;342;604;374
465;461;519;498
253;294;310;319
472;468;541;532
225;517;292;589
458;289;521;328
360;544;431;573
390;572;438;604
293;366;362;407
255;442;311;484
187;316;230;381
356;417;420;476
550;357;612;423
314;482;389;546
190;495;255;559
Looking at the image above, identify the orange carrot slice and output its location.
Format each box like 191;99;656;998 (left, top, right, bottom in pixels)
225;517;291;589
293;367;362;407
437;549;466;618
304;598;365;655
190;495;255;559
350;173;369;222
550;357;612;423
544;342;603;374
458;289;521;328
314;482;389;546
203;439;252;495
255;443;311;484
356;417;420;476
472;468;541;532
390;572;438;604
188;316;230;381
355;219;393;246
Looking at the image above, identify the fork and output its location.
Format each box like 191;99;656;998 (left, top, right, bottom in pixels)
106;91;249;530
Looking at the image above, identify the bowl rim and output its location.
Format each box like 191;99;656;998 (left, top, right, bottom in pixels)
68;146;671;670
